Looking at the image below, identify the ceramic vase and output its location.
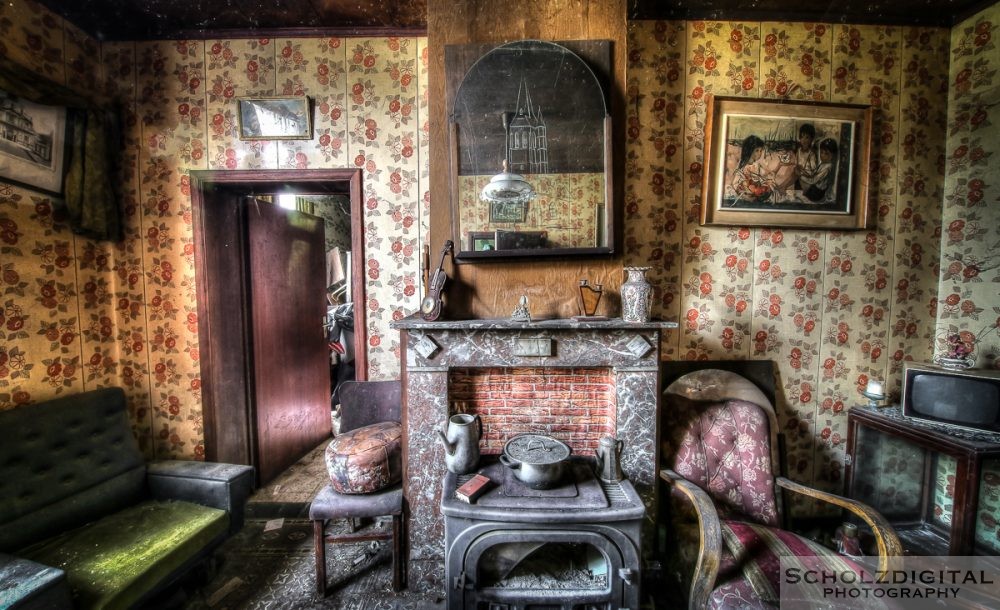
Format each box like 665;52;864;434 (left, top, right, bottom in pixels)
621;267;652;323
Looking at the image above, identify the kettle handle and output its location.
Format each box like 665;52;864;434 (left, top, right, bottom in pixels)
475;414;483;440
616;439;624;454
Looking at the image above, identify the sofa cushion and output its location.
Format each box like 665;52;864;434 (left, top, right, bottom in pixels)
668;399;778;527
0;388;146;552
21;500;228;610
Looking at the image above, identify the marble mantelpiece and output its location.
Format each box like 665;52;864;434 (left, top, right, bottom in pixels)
391;316;676;593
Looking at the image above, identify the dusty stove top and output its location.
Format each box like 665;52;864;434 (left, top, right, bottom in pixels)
440;457;645;523
487;460;604;509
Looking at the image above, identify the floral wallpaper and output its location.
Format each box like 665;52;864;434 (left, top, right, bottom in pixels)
0;0;997;538
0;4;126;437
626;20;949;504
939;4;1000;552
309;194;352;255
457;173;605;248
938;5;999;366
0;0;428;460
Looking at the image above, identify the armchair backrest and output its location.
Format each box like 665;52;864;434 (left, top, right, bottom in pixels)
663;369;781;527
339;380;401;433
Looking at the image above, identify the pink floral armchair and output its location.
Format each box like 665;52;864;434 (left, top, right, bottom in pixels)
661;369;902;609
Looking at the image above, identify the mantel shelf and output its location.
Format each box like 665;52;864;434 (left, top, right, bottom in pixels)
391;314;677;331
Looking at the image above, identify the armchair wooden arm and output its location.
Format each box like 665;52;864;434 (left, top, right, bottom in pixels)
775;476;904;572
661;468;722;610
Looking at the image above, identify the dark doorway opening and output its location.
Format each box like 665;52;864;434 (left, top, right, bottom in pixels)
191;169;366;486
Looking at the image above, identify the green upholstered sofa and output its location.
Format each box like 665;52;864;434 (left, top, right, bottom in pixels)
0;387;254;609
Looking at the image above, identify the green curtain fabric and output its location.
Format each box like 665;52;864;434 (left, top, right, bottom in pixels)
0;57;121;241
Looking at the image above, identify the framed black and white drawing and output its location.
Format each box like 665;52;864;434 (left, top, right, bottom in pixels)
237;96;312;140
0;91;68;196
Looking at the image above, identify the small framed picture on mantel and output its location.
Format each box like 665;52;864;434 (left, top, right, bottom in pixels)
237;96;312;141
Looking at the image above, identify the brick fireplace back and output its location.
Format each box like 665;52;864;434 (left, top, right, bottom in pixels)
449;367;616;455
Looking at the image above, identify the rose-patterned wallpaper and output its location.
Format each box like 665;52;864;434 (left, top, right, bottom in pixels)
458;173;606;248
938;5;999;365
940;4;1000;553
626;20;950;503
0;0;998;535
0;3;126;435
0;0;429;461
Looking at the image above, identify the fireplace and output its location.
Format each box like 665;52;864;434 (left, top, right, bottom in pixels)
442;460;644;610
392;317;676;594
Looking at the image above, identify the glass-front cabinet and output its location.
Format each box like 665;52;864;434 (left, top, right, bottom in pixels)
846;405;1000;555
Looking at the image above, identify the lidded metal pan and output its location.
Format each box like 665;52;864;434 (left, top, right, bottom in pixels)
498;433;572;489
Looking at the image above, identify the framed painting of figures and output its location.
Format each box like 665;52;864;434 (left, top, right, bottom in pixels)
701;95;873;230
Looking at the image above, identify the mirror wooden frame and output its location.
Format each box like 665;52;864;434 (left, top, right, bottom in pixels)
445;40;615;262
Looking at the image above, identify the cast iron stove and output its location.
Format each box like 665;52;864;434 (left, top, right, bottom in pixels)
441;457;644;610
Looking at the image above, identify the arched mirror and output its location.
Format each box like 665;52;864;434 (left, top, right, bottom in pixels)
446;40;614;261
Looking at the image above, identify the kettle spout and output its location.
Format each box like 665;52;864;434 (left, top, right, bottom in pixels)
437;428;456;455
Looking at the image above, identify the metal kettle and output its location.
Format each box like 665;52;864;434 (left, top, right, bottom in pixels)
595;435;625;482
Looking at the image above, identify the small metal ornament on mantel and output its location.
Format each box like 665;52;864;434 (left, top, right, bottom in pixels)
511;295;531;323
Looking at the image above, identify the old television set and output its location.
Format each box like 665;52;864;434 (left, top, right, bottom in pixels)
901;362;1000;434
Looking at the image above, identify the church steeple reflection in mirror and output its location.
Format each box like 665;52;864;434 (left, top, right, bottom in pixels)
508;79;548;175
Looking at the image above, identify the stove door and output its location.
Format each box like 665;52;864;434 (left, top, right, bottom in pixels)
458;527;637;610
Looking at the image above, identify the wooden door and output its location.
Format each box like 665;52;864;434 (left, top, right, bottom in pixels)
246;198;331;485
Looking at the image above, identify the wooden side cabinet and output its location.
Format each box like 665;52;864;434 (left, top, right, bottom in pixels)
845;405;1000;555
846;407;1000;555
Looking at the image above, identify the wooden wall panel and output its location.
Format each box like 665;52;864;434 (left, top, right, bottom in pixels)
428;0;628;320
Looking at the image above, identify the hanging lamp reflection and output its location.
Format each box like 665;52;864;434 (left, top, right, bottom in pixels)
480;111;536;205
480;160;536;205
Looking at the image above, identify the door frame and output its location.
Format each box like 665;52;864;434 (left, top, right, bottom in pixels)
190;168;366;468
